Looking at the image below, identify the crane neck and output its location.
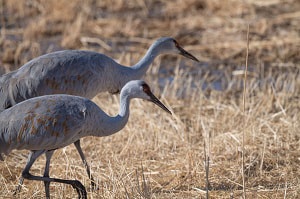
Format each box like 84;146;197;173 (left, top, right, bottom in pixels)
93;90;131;137
115;91;131;129
131;43;161;78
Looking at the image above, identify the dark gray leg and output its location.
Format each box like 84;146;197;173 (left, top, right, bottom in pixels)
22;150;87;199
14;150;54;196
13;152;32;195
74;140;96;190
44;150;54;199
14;140;95;196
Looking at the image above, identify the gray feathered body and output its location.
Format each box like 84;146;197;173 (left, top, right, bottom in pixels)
0;94;117;160
0;50;135;111
0;37;195;112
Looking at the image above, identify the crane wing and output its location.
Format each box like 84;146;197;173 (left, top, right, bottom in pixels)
0;95;88;158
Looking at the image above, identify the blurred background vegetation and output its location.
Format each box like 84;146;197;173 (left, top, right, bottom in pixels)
0;0;299;198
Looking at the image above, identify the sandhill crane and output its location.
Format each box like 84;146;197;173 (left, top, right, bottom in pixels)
0;37;198;111
0;80;171;199
0;37;198;190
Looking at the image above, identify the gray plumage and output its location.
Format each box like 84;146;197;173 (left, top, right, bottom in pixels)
0;37;199;110
0;80;171;198
0;37;197;197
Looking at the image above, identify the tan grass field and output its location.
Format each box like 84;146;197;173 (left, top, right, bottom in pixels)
0;0;299;198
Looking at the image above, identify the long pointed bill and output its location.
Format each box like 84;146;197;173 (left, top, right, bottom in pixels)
178;45;199;62
148;92;172;115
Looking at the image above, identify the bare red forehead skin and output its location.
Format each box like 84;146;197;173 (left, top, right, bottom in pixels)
174;39;179;48
142;83;151;95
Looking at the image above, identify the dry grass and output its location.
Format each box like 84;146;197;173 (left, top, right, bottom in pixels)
0;0;299;198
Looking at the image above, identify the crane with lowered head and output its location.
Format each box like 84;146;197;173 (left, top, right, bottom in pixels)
0;80;171;199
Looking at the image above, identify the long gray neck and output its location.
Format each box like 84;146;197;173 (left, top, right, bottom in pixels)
131;43;161;79
92;92;131;137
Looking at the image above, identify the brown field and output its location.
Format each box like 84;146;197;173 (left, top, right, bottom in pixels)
0;0;299;198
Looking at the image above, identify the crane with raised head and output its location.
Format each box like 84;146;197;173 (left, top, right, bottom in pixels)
0;80;171;199
0;37;198;191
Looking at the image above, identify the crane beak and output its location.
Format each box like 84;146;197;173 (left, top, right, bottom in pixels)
148;92;172;115
178;45;199;62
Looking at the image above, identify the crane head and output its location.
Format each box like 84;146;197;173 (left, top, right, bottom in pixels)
173;39;199;62
155;37;199;62
121;80;172;115
141;83;172;115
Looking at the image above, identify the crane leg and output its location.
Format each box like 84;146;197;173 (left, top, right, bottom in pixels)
13;150;55;196
22;150;87;199
13;151;32;195
13;141;93;196
74;139;97;191
13;151;45;195
44;150;54;199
